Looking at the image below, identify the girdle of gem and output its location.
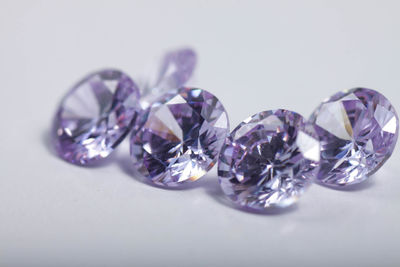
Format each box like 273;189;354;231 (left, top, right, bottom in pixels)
309;88;398;187
53;69;141;165
218;109;320;210
130;87;229;187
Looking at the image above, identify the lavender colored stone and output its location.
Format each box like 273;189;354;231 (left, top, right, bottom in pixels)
218;110;320;210
53;69;141;165
130;87;229;187
142;48;197;101
309;88;398;187
156;48;196;90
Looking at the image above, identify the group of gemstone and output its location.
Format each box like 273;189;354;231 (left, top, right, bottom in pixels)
52;49;399;212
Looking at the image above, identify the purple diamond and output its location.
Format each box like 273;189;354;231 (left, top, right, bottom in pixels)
53;69;141;165
309;88;398;187
156;48;196;90
218;110;320;210
142;48;197;101
130;87;229;187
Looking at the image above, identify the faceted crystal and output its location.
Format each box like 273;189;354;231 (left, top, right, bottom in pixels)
218;110;320;210
155;48;196;90
130;87;229;187
309;88;398;187
141;48;196;102
53;69;141;165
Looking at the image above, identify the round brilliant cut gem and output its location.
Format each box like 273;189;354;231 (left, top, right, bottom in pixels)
130;87;229;187
155;48;196;91
309;88;398;187
218;110;320;210
53;69;141;165
141;48;197;103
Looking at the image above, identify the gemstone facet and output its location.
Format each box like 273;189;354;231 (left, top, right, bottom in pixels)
130;87;229;187
53;69;141;165
218;110;320;210
309;88;398;187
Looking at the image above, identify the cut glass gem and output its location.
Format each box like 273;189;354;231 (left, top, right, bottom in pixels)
218;110;320;210
309;88;398;187
53;69;140;165
130;87;229;187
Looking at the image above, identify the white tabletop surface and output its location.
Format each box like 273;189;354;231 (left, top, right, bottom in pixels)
1;1;400;266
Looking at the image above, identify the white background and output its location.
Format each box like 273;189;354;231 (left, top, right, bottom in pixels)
1;0;400;266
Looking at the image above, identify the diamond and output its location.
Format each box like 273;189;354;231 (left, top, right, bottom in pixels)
309;88;398;187
156;49;196;90
53;69;141;165
130;87;229;187
141;48;196;104
218;110;320;210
